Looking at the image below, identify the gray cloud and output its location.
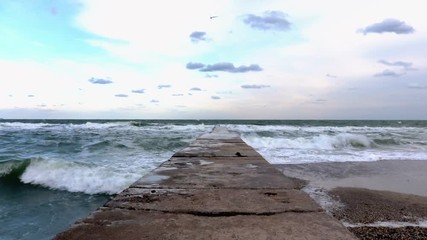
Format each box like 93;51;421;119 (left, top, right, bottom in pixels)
243;11;291;31
27;95;35;97
190;31;208;42
187;62;262;73
186;62;205;70
378;60;416;71
190;87;202;91
200;62;262;73
132;89;145;94
172;94;184;97
158;84;171;89
205;74;218;78
310;99;327;105
88;77;113;84
241;84;270;89
211;96;221;100
408;83;427;89
150;99;159;103
115;94;128;97
217;91;233;95
359;19;415;35
326;74;337;78
374;69;405;77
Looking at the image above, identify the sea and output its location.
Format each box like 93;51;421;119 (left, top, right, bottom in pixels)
1;119;427;239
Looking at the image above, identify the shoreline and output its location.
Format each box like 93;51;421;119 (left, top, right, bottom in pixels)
275;160;427;197
274;160;427;240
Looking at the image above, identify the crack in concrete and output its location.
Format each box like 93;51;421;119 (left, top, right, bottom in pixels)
108;205;323;217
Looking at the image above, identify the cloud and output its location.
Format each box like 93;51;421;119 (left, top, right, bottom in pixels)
374;69;405;77
193;62;263;73
211;96;221;100
150;99;159;103
375;60;416;78
209;63;262;73
241;84;270;89
158;84;171;89
310;99;327;104
27;95;35;97
186;62;205;70
88;77;113;84
132;89;145;94
358;19;415;35
205;74;218;78
172;94;184;96
190;87;202;91
378;60;416;71
408;83;427;89
243;11;291;31
115;94;128;97
326;74;337;78
217;91;233;95
190;31;208;42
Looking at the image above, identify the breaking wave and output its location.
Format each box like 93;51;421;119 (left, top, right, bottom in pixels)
0;158;146;195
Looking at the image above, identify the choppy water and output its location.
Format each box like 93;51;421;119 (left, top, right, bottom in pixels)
227;121;427;163
1;119;426;239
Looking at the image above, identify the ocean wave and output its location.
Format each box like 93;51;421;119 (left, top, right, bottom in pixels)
21;158;145;195
242;133;372;150
0;121;131;131
0;158;146;195
0;122;55;130
0;159;31;180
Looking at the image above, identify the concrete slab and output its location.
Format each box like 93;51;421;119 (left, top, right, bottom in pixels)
173;142;262;158
107;188;322;214
164;157;272;168
130;159;305;189
196;126;243;142
55;209;357;240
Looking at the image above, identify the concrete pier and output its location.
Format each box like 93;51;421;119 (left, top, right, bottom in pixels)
55;126;357;240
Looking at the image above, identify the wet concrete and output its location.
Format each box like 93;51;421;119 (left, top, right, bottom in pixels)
55;126;357;240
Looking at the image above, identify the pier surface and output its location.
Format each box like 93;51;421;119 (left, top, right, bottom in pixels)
55;126;357;240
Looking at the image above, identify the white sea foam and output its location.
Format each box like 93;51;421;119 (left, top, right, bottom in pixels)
343;220;427;228
0;122;54;130
302;185;344;213
242;133;372;150
20;158;148;195
226;124;427;164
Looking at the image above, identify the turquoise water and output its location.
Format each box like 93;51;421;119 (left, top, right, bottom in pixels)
1;119;426;239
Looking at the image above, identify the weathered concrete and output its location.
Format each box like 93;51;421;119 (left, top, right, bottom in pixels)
55;126;357;240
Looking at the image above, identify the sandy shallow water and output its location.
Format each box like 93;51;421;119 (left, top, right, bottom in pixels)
275;160;427;240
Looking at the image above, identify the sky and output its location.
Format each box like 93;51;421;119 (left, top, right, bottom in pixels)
1;0;426;119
